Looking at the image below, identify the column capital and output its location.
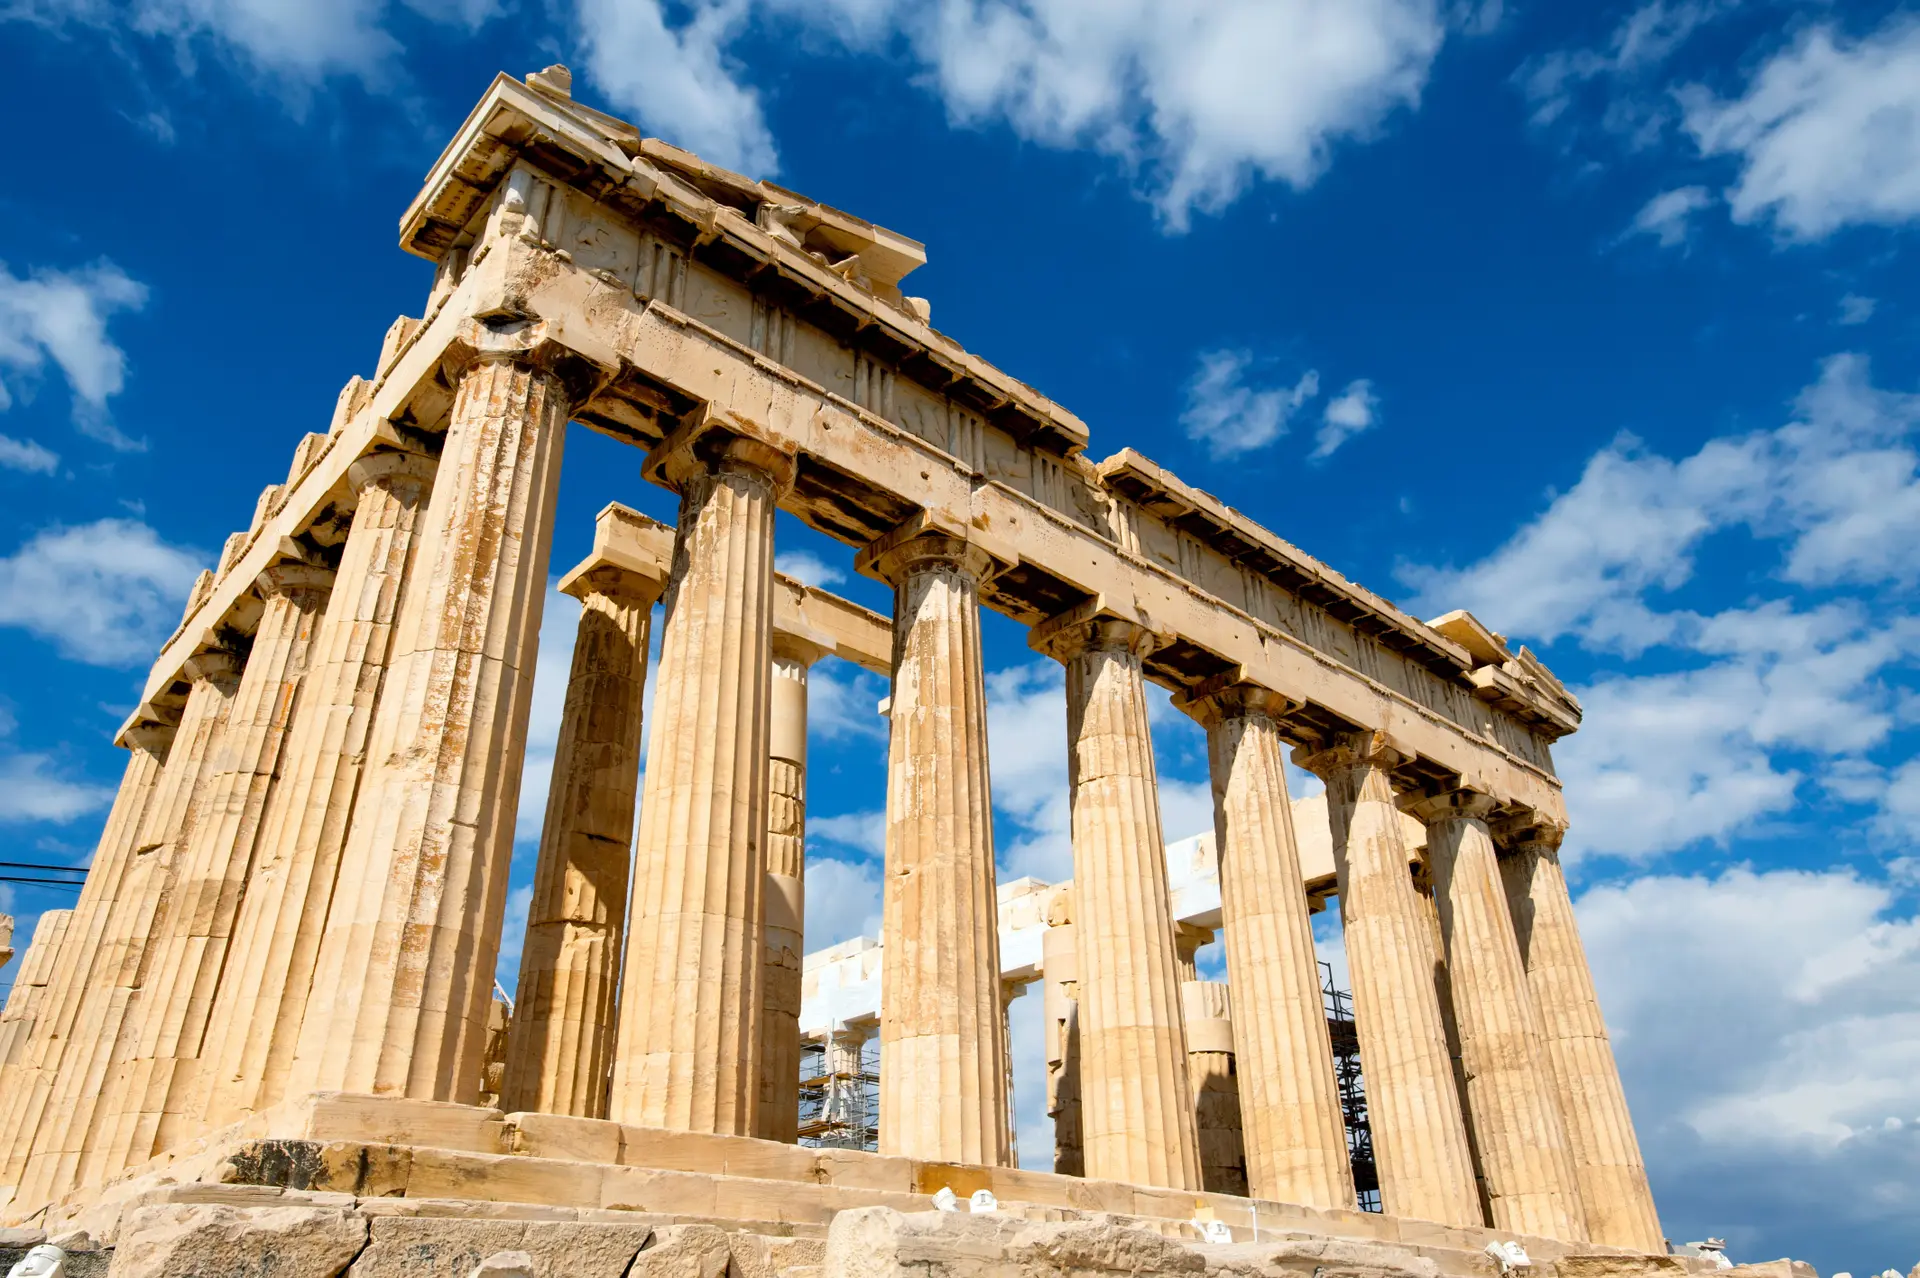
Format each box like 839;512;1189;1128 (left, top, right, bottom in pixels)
256;561;336;599
1493;812;1568;858
772;632;832;668
1402;786;1502;826
643;405;797;495
856;512;1004;587
119;717;176;754
442;315;613;405
1028;599;1165;664
181;647;243;685
562;562;668;609
1291;728;1408;780
1173;671;1299;728
347;447;439;496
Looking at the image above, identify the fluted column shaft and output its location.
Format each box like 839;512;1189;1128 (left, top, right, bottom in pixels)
292;332;577;1102
1297;733;1480;1228
501;565;660;1118
1410;790;1587;1241
93;565;331;1179
757;636;823;1141
23;659;238;1207
862;529;1008;1165
1180;980;1247;1197
0;912;73;1066
200;452;438;1128
609;433;791;1134
1032;612;1200;1191
1500;827;1662;1250
1183;685;1353;1208
0;730;168;1198
1041;891;1083;1178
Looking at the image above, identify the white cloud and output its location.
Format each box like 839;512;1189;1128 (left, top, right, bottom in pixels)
1180;350;1319;459
774;549;846;588
803;854;882;949
1579;866;1920;1265
0;435;58;474
810;808;886;858
1520;0;1726;140
907;0;1447;227
0;260;148;449
573;0;780;177
571;0;1450;226
1311;378;1380;458
1401;354;1920;860
1625;184;1712;248
1402;354;1920;650
0;519;205;666
494;882;535;992
1838;294;1876;326
0;703;114;826
1682;17;1920;239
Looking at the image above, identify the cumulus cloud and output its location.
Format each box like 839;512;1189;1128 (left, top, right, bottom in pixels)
774;549;846;588
1180;350;1320;459
0;700;115;825
0;435;58;474
1838;294;1876;326
1402;354;1920;861
570;0;1451;225
1625;184;1712;248
1311;378;1380;459
1682;17;1920;239
0;260;149;449
573;0;779;177
12;0;503;88
1580;866;1920;1267
0;519;205;666
1520;0;1728;143
803;854;882;949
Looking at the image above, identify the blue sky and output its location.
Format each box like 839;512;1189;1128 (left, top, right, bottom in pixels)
1;0;1917;1268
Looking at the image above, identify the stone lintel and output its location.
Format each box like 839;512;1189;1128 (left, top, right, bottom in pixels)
1026;598;1166;664
642;405;797;495
564;501;891;673
1173;669;1301;727
1402;787;1504;826
853;511;1012;588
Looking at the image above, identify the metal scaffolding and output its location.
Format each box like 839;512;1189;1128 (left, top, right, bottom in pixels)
797;1036;880;1151
1322;960;1381;1212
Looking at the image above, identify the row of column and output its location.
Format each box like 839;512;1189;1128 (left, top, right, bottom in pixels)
0;321;590;1210
1;322;1658;1254
481;409;1661;1249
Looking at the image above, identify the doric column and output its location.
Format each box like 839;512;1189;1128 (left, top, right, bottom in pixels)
1405;789;1587;1241
95;562;332;1178
609;416;793;1134
857;521;1008;1165
1030;607;1200;1192
757;633;827;1142
1498;821;1663;1250
291;320;592;1102
200;450;439;1128
1042;888;1083;1177
0;912;73;1066
27;655;238;1205
0;723;169;1198
1180;980;1247;1197
1295;732;1480;1228
1180;681;1353;1208
500;548;664;1118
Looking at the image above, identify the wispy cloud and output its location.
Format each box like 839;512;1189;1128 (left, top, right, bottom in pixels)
1180;349;1319;458
0;519;206;666
1312;378;1380;458
0;259;149;450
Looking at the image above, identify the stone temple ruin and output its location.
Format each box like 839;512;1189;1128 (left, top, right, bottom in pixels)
0;64;1717;1278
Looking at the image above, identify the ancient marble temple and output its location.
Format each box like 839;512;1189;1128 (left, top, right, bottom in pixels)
0;64;1677;1278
